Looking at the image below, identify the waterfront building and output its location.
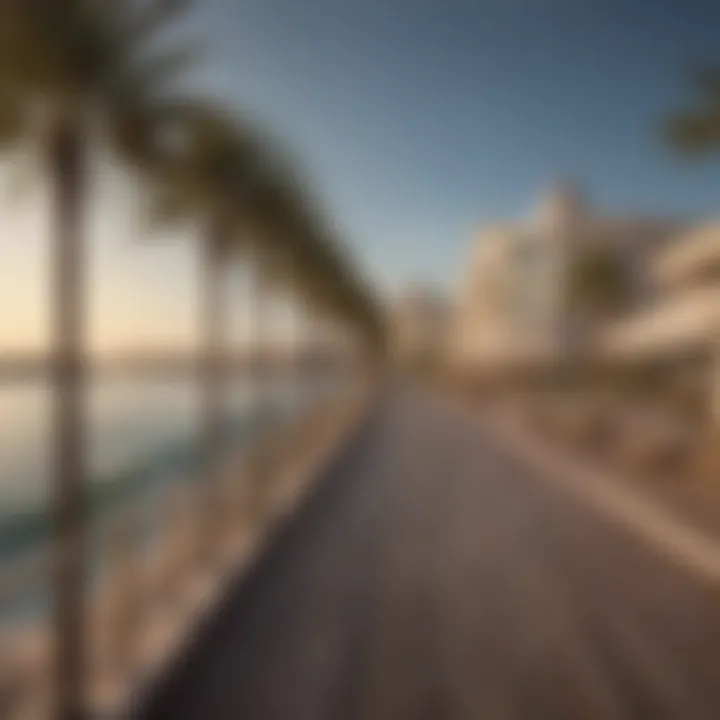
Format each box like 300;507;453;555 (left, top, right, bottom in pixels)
601;222;720;420
453;184;679;374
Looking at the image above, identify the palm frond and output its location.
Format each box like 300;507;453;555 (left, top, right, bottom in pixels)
140;182;192;233
665;63;720;157
119;0;193;53
665;111;720;155
113;42;201;100
0;89;24;150
690;65;720;105
0;0;72;92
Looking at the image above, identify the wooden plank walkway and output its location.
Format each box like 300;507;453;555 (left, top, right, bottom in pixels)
138;389;720;720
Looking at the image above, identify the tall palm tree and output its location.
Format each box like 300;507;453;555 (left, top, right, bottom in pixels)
146;110;306;545
232;181;379;431
265;204;384;376
0;2;197;717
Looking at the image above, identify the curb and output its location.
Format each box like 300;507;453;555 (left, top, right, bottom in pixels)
481;411;720;588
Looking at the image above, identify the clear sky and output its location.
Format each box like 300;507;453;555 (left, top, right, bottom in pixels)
194;0;720;286
3;0;720;352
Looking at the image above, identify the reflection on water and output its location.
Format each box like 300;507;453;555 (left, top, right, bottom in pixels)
0;373;316;564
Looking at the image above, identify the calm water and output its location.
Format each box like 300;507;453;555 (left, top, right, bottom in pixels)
0;373;321;564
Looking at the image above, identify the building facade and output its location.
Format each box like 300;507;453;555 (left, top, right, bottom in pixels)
601;223;720;358
600;222;720;420
452;184;680;373
453;223;566;369
391;284;450;370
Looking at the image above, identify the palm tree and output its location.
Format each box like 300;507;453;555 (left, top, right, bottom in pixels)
146;109;308;545
233;181;382;436
566;245;631;369
267;205;384;375
569;246;631;322
666;67;720;154
237;166;384;357
0;2;197;717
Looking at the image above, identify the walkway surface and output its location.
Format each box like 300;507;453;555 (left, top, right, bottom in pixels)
139;389;720;720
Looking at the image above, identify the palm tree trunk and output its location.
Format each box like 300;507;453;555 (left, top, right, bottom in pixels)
198;221;226;561
48;113;87;720
291;298;303;409
248;256;269;511
289;277;305;413
711;333;720;426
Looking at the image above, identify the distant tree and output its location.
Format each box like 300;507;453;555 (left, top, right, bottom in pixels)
569;246;631;322
665;67;720;154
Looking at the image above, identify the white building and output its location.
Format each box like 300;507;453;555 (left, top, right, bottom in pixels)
453;223;565;368
600;222;720;420
601;225;720;358
453;184;680;373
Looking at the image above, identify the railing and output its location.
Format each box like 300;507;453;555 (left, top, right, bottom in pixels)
0;374;363;719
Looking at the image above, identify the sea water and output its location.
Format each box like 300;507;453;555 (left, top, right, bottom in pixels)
0;371;330;622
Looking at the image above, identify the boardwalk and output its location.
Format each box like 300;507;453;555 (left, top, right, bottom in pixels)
139;389;720;720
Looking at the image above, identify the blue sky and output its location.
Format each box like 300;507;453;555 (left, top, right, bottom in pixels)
194;0;720;291
4;0;720;352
